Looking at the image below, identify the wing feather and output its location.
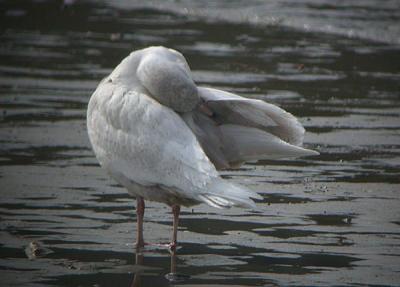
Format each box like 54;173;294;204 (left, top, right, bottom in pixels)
182;87;318;168
199;87;306;146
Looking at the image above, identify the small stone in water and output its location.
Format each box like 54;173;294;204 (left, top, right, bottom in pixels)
25;241;41;260
24;241;51;260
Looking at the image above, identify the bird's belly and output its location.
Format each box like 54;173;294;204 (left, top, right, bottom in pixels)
110;169;199;207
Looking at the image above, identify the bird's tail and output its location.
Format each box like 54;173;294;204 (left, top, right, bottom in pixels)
197;177;262;209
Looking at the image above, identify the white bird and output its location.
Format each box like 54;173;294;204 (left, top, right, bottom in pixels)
87;46;318;250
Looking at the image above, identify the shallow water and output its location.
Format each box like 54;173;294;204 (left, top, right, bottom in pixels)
1;1;400;286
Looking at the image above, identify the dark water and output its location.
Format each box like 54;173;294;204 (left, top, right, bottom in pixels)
1;1;400;286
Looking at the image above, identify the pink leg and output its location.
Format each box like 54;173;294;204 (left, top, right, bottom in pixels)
135;197;145;249
170;205;181;251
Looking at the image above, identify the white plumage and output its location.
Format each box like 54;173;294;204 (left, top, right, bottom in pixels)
87;46;318;249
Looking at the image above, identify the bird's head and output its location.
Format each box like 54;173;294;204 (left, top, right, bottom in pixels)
137;46;201;113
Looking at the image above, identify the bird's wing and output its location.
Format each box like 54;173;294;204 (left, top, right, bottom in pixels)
199;87;306;146
183;87;318;167
87;81;260;208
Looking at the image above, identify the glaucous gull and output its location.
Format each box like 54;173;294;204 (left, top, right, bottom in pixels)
87;46;318;251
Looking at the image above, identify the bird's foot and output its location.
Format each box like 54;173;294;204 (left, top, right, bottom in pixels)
168;242;177;252
134;240;147;250
148;242;177;251
133;241;179;252
134;242;174;250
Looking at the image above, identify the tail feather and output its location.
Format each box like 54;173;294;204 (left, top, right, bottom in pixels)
198;194;233;209
197;177;262;209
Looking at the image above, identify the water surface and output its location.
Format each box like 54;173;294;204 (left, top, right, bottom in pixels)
0;1;399;286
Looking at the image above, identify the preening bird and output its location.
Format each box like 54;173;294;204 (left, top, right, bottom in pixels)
87;46;318;250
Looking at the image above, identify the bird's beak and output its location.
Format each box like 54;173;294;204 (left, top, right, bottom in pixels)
198;101;214;117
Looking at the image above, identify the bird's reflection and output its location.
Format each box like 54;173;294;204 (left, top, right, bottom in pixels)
130;249;189;287
165;250;190;283
130;251;144;287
